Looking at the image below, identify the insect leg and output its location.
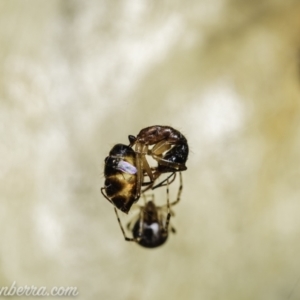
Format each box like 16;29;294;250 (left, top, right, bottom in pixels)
114;208;135;242
169;172;183;207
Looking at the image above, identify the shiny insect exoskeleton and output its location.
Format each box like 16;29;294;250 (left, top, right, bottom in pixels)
128;125;189;194
101;144;139;214
114;172;182;248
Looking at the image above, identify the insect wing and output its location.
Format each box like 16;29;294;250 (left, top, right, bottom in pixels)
116;160;137;175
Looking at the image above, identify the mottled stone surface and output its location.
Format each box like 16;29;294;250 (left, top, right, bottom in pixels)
1;1;300;299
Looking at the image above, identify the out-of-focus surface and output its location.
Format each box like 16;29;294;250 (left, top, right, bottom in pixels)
1;0;300;299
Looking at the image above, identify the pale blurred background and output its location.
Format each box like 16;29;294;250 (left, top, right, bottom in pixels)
1;0;300;299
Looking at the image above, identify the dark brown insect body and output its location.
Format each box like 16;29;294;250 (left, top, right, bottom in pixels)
101;144;139;214
131;201;169;248
130;125;187;145
114;172;183;248
128;125;189;193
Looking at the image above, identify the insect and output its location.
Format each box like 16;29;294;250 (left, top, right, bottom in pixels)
114;172;183;248
101;144;139;214
128;125;189;195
